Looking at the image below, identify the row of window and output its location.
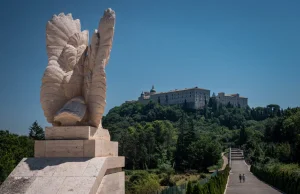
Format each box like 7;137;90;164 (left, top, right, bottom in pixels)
154;94;208;100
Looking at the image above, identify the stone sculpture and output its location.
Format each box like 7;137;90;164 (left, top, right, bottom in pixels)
0;9;125;194
41;8;115;128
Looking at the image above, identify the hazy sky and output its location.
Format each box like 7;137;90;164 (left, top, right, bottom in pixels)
0;0;299;134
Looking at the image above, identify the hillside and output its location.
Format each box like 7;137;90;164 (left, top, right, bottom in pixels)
103;100;300;169
102;100;300;193
1;100;299;193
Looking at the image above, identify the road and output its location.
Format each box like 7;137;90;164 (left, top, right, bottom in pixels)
225;160;282;194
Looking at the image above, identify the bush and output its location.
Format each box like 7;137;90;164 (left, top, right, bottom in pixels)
251;163;300;194
200;173;207;179
127;171;160;194
159;173;175;186
158;163;175;175
192;183;200;194
186;181;193;194
190;165;230;194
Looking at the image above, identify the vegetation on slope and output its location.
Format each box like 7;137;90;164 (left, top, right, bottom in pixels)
1;98;299;193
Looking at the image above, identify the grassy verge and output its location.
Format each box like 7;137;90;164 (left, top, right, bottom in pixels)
125;169;211;193
170;172;210;185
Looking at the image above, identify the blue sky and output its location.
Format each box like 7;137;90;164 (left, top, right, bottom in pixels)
0;0;299;134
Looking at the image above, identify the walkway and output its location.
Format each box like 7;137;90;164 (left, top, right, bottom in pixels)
225;160;282;194
221;153;228;170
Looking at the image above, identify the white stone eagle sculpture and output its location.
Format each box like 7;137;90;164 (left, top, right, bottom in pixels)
40;8;115;128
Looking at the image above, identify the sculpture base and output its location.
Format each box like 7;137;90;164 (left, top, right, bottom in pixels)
0;126;125;194
45;126;110;140
35;139;118;157
0;157;125;194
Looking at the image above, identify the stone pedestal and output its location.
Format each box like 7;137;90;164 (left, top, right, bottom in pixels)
0;126;125;194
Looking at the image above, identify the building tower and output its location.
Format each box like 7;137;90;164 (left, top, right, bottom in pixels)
150;85;156;95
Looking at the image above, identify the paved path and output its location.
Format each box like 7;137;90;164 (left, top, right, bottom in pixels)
225;160;282;194
221;153;228;170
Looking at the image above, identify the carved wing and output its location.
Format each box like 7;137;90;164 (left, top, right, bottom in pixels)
84;8;116;128
41;13;88;125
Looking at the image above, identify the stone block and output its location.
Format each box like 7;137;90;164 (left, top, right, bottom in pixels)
96;172;125;194
45;140;84;157
34;141;45;157
57;177;96;194
26;176;65;194
0;157;125;194
35;140;118;157
45;126;110;141
84;140;118;157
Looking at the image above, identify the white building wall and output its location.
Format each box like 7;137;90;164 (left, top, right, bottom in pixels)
138;87;210;109
216;92;248;108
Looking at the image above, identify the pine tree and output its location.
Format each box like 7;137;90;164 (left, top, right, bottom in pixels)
186;181;193;194
175;112;189;170
192;183;200;194
239;126;247;145
29;121;45;140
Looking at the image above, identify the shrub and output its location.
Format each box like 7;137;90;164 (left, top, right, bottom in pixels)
127;171;160;194
158;163;175;175
191;165;230;194
186;181;193;194
192;183;200;194
251;163;300;194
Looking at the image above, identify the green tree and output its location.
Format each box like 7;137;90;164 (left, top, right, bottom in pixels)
188;136;221;171
28;121;45;140
186;181;193;194
192;183;201;194
175;112;189;170
239;126;247;145
0;130;34;184
275;142;291;162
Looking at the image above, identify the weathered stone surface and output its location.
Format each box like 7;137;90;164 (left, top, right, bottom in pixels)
54;97;87;126
34;139;118;157
40;8;116;128
45;140;84;157
0;157;125;194
34;141;45;157
96;172;125;194
0;176;36;194
45;126;110;140
84;140;118;157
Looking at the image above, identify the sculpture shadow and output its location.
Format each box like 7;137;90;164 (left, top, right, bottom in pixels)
24;157;92;171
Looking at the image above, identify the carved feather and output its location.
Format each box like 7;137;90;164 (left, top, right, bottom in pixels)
41;13;88;125
41;9;115;128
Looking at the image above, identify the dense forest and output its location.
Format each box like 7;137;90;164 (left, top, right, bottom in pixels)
1;98;299;193
103;99;300;167
101;99;300;193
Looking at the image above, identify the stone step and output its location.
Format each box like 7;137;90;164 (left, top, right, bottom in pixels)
231;153;243;156
231;158;245;160
231;150;243;152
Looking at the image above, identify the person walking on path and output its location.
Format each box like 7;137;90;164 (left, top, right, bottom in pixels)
239;174;242;183
242;174;246;183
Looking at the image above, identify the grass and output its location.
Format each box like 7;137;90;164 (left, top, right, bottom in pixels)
125;169;210;188
170;173;209;185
